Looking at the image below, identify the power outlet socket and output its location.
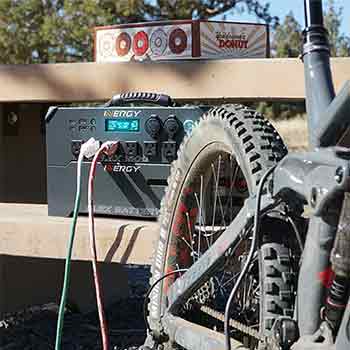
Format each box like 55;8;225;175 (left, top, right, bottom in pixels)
162;141;177;162
144;141;157;157
125;141;138;156
71;140;83;158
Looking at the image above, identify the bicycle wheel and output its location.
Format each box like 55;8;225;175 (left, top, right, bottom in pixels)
148;105;294;348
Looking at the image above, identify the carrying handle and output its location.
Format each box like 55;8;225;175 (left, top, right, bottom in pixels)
104;92;173;107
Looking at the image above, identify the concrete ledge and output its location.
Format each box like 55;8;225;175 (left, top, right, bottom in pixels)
1;58;350;102
0;203;159;265
0;203;158;316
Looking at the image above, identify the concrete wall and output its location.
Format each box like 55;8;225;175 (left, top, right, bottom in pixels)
0;103;47;203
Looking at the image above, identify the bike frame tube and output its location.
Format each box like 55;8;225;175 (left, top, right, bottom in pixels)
295;0;338;336
163;315;248;350
303;0;335;148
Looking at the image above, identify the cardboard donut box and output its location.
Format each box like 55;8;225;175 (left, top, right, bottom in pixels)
94;20;270;62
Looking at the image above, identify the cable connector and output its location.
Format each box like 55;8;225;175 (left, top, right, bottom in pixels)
80;138;100;159
101;141;119;157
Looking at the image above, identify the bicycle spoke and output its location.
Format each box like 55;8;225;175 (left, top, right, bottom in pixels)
185;212;196;262
199;174;210;249
224;160;240;220
211;155;221;245
211;161;227;229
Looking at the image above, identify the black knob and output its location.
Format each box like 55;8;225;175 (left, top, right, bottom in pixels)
164;116;180;138
145;115;162;138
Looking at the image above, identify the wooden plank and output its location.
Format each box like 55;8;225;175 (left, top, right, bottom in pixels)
0;58;349;103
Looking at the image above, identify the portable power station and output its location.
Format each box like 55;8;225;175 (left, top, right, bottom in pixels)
46;93;208;218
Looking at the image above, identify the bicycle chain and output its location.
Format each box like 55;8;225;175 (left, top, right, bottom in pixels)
184;279;215;310
200;305;267;343
183;274;267;344
182;257;267;344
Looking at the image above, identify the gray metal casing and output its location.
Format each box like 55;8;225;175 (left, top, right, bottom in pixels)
46;106;206;217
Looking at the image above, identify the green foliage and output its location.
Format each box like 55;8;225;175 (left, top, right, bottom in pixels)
324;0;350;56
273;12;302;58
256;101;305;121
0;0;114;63
0;0;277;64
272;1;350;59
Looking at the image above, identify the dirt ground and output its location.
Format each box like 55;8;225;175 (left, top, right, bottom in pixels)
0;265;150;350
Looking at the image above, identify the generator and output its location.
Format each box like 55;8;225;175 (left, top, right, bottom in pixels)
46;93;207;218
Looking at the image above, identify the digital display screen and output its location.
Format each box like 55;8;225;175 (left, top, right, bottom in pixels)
105;118;140;132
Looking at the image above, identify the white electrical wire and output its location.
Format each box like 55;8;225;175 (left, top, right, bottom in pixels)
55;137;100;350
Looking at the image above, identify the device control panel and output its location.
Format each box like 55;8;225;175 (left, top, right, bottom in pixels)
59;108;204;164
46;106;207;217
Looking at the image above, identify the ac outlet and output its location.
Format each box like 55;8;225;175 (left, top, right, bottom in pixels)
144;141;158;157
125;141;139;156
71;140;83;158
162;141;177;162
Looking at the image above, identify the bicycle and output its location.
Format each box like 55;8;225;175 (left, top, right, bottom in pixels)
143;1;350;349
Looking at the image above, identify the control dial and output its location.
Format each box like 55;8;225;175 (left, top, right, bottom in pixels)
164;115;180;139
145;115;162;138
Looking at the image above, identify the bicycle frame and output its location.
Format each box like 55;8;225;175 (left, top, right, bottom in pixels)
154;1;350;349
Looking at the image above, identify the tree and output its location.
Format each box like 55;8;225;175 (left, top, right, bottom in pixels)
261;11;304;120
0;0;277;64
272;1;350;59
323;0;350;56
0;0;113;63
273;11;302;58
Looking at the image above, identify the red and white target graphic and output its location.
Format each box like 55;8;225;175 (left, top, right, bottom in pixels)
133;31;149;56
150;29;167;56
115;32;131;56
99;33;115;58
169;28;188;54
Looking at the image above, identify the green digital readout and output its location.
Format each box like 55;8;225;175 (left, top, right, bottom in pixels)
105;118;140;132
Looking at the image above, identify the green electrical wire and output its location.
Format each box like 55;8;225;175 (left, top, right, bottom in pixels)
55;152;84;350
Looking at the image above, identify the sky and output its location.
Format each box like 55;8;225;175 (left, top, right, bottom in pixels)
223;0;350;36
